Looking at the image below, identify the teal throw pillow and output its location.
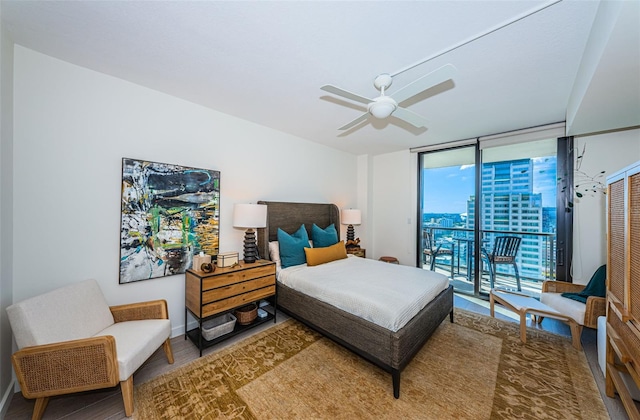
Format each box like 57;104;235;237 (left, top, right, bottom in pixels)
311;223;338;248
277;225;309;268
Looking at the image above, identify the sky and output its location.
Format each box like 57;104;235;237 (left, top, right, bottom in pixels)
422;156;557;214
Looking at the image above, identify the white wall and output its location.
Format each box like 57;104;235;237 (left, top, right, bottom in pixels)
571;128;640;283
354;154;372;252
12;46;358;337
371;150;418;265
0;12;15;417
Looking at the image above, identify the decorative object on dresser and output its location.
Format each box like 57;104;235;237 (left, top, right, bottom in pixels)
185;259;276;356
200;262;214;273
341;208;362;249
346;247;366;258
233;203;268;263
217;251;239;268
605;160;640;419
193;252;212;272
119;158;220;283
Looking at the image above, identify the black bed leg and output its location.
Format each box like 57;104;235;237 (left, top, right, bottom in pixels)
450;309;454;323
392;370;400;399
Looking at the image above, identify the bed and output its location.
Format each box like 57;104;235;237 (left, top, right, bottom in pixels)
256;201;454;398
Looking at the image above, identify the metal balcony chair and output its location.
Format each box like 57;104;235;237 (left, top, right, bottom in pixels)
481;236;522;291
422;230;454;277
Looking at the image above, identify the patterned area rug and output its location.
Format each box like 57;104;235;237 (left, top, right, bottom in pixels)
134;309;608;419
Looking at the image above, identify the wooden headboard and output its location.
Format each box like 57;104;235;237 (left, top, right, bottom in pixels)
257;201;340;261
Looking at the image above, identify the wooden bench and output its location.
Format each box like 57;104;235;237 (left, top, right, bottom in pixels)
490;289;582;350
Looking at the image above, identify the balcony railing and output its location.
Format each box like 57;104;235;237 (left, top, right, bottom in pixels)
422;226;556;298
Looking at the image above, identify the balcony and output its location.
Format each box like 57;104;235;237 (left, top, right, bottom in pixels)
423;227;556;299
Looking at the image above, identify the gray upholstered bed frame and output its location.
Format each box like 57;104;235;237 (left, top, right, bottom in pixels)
257;201;454;398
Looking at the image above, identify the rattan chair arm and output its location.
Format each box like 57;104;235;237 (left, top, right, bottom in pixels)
110;299;169;322
584;296;607;329
12;336;118;399
541;280;585;293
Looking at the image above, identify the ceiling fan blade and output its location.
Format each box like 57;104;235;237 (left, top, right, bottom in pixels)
338;113;369;130
321;85;372;105
393;106;429;128
391;64;456;104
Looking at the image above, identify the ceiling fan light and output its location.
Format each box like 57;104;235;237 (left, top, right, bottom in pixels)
368;98;397;119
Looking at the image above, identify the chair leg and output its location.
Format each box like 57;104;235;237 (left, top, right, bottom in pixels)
519;310;528;343
32;397;49;420
569;323;583;350
489;262;495;289
163;337;175;364
121;376;134;417
429;255;436;271
513;262;521;291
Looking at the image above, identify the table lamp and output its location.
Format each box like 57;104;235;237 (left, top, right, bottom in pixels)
233;203;267;263
341;208;361;248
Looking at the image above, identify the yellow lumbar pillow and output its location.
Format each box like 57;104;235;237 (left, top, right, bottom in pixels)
304;241;348;266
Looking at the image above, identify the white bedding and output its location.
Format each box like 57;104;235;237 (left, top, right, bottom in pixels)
277;255;449;332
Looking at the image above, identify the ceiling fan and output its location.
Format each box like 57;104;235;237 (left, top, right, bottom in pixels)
321;64;456;131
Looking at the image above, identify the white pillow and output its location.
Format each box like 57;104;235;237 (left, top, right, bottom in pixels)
268;241;282;271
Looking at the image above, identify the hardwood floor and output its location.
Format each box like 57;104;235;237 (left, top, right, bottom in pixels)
5;295;629;419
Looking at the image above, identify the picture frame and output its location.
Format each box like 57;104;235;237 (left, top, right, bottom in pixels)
119;158;220;283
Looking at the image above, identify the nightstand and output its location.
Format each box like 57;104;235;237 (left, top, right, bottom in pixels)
346;247;366;258
185;259;276;356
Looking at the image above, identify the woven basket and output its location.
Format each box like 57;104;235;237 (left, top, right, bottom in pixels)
235;303;258;325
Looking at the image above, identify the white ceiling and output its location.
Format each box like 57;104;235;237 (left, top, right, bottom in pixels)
1;1;638;156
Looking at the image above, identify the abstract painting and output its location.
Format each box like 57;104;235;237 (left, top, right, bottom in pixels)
119;158;220;283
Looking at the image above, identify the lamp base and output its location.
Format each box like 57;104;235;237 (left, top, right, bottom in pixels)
243;228;259;263
345;224;360;249
346;224;355;242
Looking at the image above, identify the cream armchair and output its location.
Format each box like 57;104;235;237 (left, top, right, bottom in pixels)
7;279;174;419
539;265;607;329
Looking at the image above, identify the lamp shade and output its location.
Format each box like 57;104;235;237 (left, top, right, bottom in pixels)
341;209;361;225
233;204;267;228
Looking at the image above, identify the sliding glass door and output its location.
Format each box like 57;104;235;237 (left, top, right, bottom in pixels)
478;139;557;295
419;137;559;298
419;146;477;294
